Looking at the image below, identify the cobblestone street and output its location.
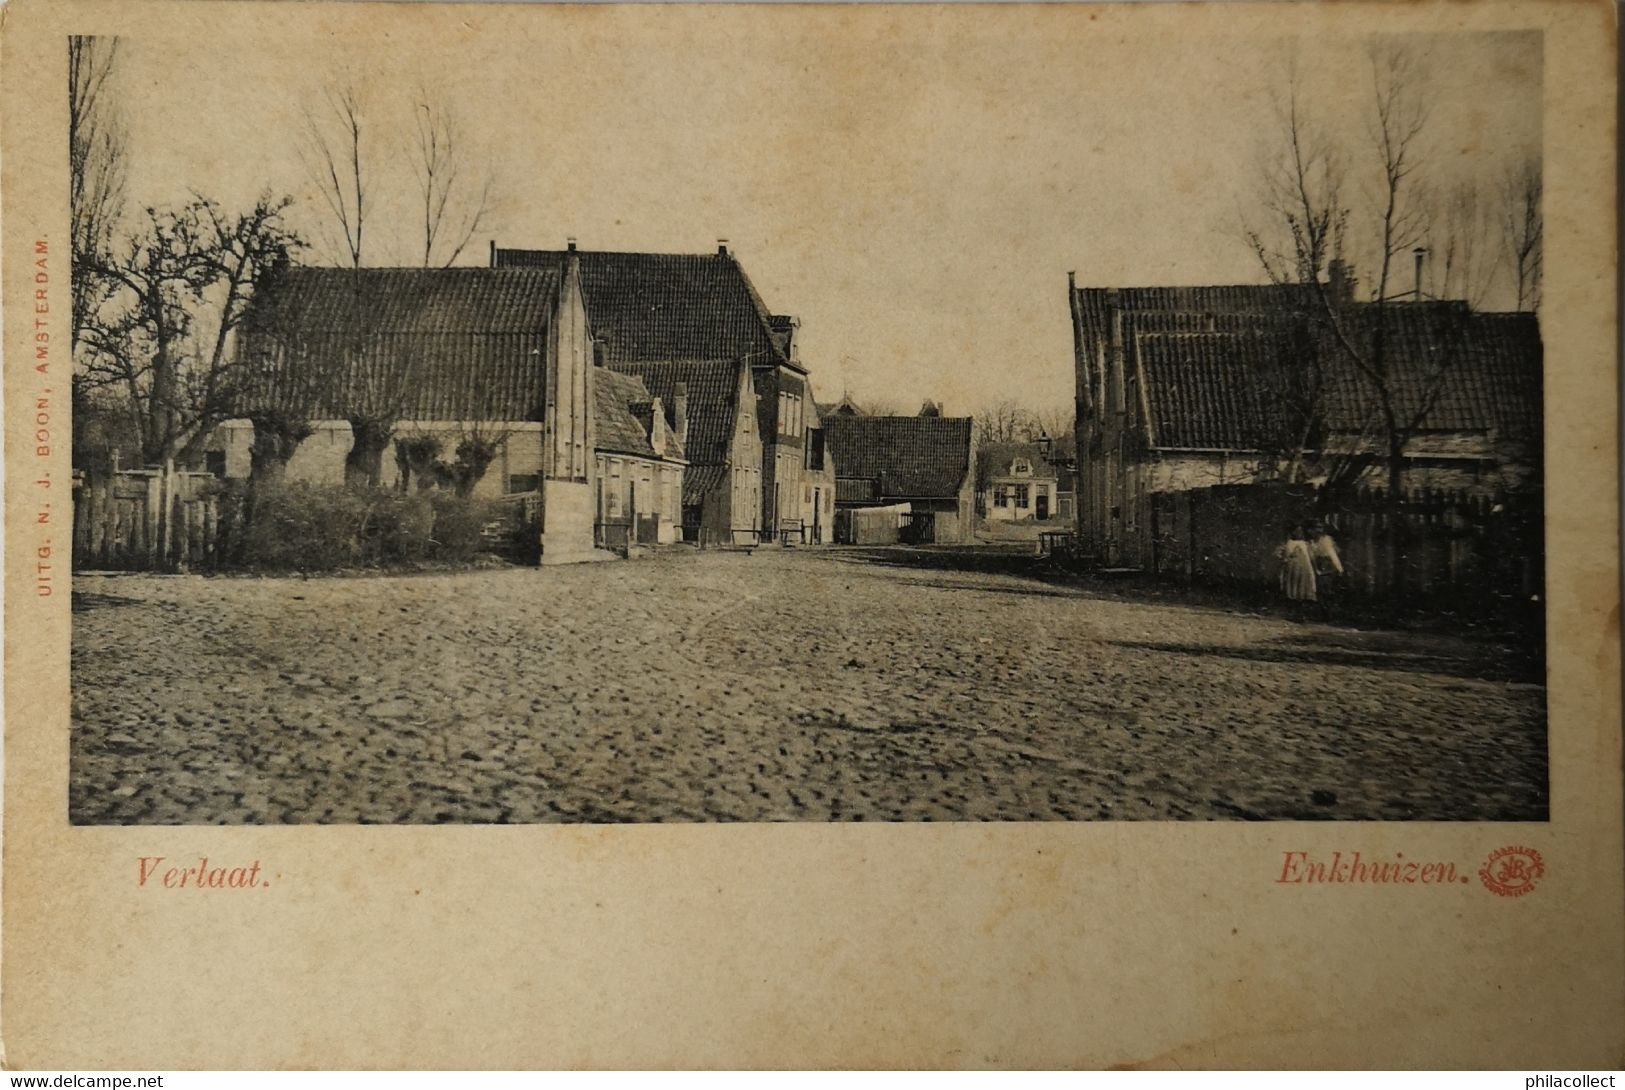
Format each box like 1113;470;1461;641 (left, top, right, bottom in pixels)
70;549;1547;823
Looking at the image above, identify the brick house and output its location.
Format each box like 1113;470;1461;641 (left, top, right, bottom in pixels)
491;242;816;545
591;368;688;547
823;414;978;544
225;261;599;563
610;358;764;546
799;396;837;544
1067;270;1543;566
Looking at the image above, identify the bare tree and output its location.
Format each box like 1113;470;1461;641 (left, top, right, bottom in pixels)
1029;403;1074;445
1241;61;1346;289
1243;41;1476;498
409;88;496;267
1501;157;1542;312
975;399;1039;444
1428;180;1501;309
301;80;371;269
75;194;304;467
69;36;128;350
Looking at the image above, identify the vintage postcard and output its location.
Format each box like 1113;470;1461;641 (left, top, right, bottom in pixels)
3;0;1620;1069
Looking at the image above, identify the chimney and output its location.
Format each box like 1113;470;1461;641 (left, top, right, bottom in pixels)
1327;258;1353;304
1412;247;1427;301
673;382;689;447
649;396;666;449
717;239;729;256
591;338;607;368
566;237;577;253
489;239;497;267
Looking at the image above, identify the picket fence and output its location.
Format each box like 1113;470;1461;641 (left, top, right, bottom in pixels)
72;465;237;572
1146;483;1543;615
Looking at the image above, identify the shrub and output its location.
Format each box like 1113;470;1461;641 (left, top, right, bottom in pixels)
237;482;369;571
428;491;491;562
228;482;500;572
362;491;436;564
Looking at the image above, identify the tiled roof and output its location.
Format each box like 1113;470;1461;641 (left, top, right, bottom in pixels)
836;477;878;504
1126;305;1542;451
592;368;657;458
1074;283;1320;365
1319;306;1542;438
628;400;686;462
611;359;746;503
492;248;790;371
682;464;729;505
238;267;558;420
824;416;974;500
1135;329;1295;450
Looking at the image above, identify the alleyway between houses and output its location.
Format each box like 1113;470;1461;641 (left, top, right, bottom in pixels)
70;549;1547;824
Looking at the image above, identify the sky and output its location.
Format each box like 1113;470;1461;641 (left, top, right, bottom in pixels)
107;7;1541;417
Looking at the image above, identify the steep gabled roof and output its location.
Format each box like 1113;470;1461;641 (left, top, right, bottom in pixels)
592;368;658;458
492;247;793;371
824;415;974;500
239;266;558;420
612;359;748;503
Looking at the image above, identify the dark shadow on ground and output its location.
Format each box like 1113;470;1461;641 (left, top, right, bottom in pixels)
823;544;1544;657
862;575;1090;600
71;590;145;612
1111;637;1544;685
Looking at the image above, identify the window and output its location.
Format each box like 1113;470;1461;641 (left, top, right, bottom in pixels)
994;487;1008;508
806;428;825;470
205;451;227;478
507;473;540;494
1015;484;1030;509
1012;459;1031;476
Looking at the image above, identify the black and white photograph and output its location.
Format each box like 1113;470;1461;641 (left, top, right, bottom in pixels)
66;22;1547;826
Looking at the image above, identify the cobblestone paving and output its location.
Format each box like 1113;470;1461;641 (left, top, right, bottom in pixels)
69;549;1547;823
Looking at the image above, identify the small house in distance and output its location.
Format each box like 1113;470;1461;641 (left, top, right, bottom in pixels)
979;441;1061;522
822;413;977;544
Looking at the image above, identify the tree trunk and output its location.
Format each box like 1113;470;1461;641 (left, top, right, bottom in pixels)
145;287;176;467
1387;431;1406;501
345;418;392;489
249;414;313;487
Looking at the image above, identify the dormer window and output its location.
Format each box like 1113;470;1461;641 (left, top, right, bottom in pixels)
1011;458;1031;477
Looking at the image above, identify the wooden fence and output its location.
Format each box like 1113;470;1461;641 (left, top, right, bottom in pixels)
1147;483;1543;615
73;465;235;572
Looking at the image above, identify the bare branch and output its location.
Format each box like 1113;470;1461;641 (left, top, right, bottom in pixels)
300;80;369;268
409;86;497;267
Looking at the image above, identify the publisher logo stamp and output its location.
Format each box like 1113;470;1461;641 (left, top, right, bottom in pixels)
1478;845;1544;897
